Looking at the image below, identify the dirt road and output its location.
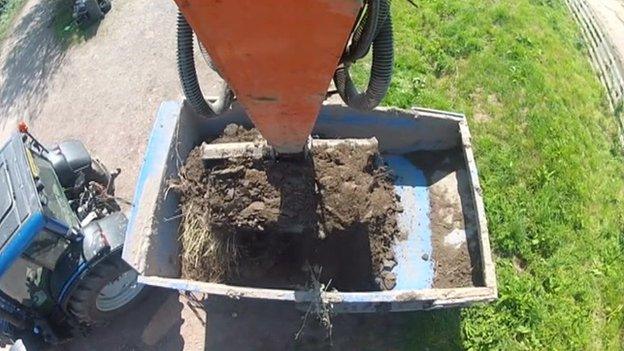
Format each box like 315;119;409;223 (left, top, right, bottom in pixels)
53;290;449;351
0;0;221;201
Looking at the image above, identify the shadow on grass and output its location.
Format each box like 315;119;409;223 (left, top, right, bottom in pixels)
52;0;101;45
0;0;28;42
202;296;462;350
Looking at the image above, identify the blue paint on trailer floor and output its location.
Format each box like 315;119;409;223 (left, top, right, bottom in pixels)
385;155;434;290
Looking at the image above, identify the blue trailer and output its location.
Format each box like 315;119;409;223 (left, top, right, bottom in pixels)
123;102;497;313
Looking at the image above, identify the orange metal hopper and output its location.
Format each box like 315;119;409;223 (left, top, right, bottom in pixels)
174;0;362;153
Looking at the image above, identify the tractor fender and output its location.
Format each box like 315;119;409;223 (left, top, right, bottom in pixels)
51;213;128;309
81;212;127;261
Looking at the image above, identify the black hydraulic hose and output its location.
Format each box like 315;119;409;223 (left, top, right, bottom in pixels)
334;0;393;111
177;11;233;117
343;0;380;64
373;0;391;38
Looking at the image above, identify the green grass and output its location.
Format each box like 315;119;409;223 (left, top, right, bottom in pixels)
0;0;27;41
52;0;104;45
52;0;85;45
353;0;624;349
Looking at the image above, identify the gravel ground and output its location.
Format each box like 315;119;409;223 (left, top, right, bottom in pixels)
0;0;220;200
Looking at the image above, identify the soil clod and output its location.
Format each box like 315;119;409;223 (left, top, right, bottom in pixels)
174;125;403;291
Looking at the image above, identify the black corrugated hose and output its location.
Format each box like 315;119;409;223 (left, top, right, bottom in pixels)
342;0;380;64
177;11;233;117
334;0;394;111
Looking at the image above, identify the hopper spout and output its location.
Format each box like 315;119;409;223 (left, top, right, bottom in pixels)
174;0;362;153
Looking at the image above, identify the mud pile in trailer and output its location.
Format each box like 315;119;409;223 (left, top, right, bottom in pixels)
173;125;403;291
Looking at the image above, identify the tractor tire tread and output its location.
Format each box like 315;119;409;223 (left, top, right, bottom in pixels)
66;254;147;326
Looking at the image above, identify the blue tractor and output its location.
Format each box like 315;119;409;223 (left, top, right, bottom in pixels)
0;127;145;345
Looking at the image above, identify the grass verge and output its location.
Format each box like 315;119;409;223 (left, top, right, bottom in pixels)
353;0;624;349
0;0;27;41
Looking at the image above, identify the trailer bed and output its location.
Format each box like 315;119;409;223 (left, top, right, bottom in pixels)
122;101;497;312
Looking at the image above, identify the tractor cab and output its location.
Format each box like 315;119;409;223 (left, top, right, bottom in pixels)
0;134;78;281
0;132;145;345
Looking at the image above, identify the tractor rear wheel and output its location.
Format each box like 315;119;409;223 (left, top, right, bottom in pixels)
67;253;147;326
